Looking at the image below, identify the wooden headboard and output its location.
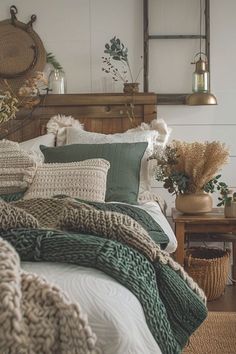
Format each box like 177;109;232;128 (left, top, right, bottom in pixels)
3;93;157;142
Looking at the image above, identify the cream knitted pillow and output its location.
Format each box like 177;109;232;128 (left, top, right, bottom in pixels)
23;159;110;202
0;140;37;194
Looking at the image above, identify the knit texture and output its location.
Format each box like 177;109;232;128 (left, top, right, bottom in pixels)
58;202;206;302
13;198;71;228
58;202;157;262
0;200;39;230
10;197;205;301
0;237;99;354
1;197;208;353
75;198;169;246
0;140;37;194
13;197;169;246
1;229;208;354
23;159;110;202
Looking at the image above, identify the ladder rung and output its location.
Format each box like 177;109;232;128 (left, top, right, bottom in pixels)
148;35;206;40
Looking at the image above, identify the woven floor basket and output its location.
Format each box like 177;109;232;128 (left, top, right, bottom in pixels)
184;247;230;301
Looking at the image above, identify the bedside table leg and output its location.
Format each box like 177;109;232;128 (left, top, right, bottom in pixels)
233;240;236;285
174;223;185;266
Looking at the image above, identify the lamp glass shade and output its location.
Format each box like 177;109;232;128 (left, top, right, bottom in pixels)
192;57;209;93
192;71;209;93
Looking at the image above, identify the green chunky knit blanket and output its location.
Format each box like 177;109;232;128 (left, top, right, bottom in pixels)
0;198;207;354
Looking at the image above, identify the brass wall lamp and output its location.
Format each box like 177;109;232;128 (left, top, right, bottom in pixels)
186;0;217;105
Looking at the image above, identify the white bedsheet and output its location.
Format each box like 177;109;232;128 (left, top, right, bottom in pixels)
132;201;177;253
22;262;162;354
21;201;175;354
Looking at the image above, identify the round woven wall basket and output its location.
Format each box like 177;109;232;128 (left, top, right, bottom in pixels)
184;247;230;301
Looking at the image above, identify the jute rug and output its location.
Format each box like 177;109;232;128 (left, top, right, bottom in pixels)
183;312;236;354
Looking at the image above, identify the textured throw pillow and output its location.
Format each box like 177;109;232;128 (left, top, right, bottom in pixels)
65;128;157;198
0;140;37;194
23;159;110;202
65;122;171;201
45;115;171;202
40;143;148;204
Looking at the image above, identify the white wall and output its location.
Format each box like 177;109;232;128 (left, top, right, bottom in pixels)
152;0;236;215
0;0;235;216
0;0;143;93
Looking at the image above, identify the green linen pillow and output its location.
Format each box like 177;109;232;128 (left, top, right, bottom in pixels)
40;142;148;204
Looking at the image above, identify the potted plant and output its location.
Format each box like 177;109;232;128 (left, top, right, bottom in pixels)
102;36;142;93
217;187;236;217
149;140;229;214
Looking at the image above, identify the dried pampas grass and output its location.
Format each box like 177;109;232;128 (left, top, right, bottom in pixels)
171;140;229;193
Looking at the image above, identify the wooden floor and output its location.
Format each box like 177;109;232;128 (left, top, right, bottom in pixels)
207;285;236;312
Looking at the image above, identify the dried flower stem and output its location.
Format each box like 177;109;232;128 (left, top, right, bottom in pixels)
151;140;229;195
0;71;48;127
126;60;134;83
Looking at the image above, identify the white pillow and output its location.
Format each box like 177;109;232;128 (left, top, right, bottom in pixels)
65;123;171;200
127;118;172;148
23;159;110;202
20;133;55;160
0;140;37;194
46;115;84;146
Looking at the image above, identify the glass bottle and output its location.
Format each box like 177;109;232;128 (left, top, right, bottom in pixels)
48;69;66;94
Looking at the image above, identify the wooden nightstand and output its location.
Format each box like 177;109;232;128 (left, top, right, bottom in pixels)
172;208;236;282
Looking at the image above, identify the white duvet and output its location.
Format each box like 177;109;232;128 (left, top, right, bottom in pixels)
21;202;177;354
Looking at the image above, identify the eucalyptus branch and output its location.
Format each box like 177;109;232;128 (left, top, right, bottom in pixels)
102;37;142;84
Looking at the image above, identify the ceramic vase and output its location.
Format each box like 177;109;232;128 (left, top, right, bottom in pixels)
123;82;139;94
175;192;213;214
224;202;236;218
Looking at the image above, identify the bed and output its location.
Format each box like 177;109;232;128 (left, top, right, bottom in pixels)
0;93;207;354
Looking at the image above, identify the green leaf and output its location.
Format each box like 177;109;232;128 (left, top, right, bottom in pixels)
46;52;63;70
219;182;227;186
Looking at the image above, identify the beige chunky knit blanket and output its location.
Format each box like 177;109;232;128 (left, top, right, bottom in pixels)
0;236;99;354
1;197;205;303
